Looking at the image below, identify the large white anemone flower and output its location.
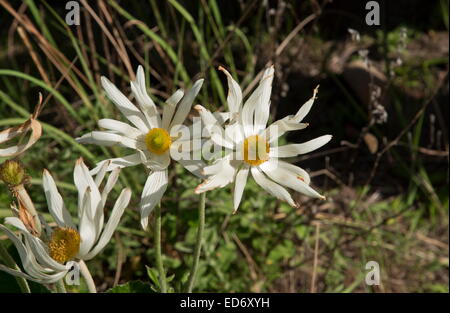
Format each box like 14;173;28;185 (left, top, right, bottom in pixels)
194;66;332;212
76;66;204;229
0;158;131;284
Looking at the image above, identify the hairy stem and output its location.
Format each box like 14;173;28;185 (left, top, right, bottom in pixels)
155;203;167;293
186;192;206;292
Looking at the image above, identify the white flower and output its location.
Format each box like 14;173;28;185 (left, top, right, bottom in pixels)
0;158;131;284
76;65;204;229
194;66;332;212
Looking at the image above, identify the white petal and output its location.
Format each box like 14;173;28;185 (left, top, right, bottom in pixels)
101;76;150;132
130;65;161;128
140;170;168;229
194;105;234;149
77;187;97;258
291;85;319;123
100;167;121;207
1;222;66;280
162;89;184;130
277;160;311;185
250;166;297;207
139;150;171;171
218;66;242;114
98;118;142;139
176;158;206;179
42;169;76;229
23;232;69;271
76;131;146;150
213;111;232;125
259;160;323;198
84;188;131;260
263;117;309;143
74;158;102;213
224;121;245;144
270;135;332;158
253;66;275;134
0;264;67;284
74;159;103;245
195;158;236;193
170;79;204;129
233;167;249;213
90;153;142;175
241;66;274;136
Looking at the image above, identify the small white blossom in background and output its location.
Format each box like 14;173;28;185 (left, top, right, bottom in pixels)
348;28;361;42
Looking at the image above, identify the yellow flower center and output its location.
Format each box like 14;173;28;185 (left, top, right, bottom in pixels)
48;227;80;264
243;135;270;166
145;128;172;155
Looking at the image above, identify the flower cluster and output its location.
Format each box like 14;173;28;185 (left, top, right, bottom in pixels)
0;64;331;292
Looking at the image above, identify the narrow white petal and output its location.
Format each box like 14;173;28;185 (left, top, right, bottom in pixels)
264;117;309;143
76;131;146;150
140;170;168;229
176;158;206;179
194;105;234;148
23;232;69;271
195;158;236;193
42;169;76;229
130;65;161;128
0;264;67;285
162;89;184;130
277;160;311;185
1;222;65;279
233;167;249;213
270;135;332;158
253;66;275;134
139;150;171;171
101;76;150;132
77;187;97;258
213;111;232;125
224;121;245;144
291;85;319;123
260;160;323;199
251;166;297;207
241;66;274;136
100;167;121;207
98;119;142;139
90;153;142;175
170;79;204;129
74;158;102;214
93;160;111;187
218;66;242;114
84;188;131;260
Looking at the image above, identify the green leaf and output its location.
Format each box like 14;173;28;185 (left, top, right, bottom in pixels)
106;281;154;293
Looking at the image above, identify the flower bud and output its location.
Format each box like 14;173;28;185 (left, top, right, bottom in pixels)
0;160;28;187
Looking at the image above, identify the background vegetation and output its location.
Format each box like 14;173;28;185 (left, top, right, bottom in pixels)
0;0;448;292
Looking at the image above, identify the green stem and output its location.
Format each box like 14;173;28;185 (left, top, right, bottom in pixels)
0;240;31;293
55;279;67;293
186;192;206;293
154;203;167;293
